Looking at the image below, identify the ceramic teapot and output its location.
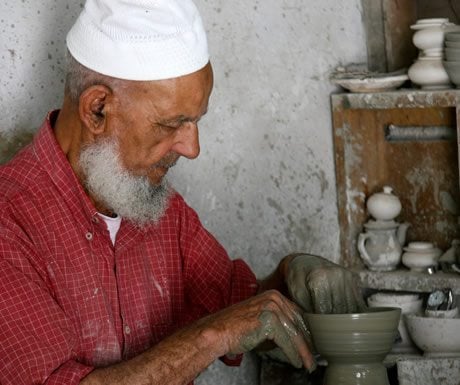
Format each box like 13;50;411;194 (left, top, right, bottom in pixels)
358;220;410;271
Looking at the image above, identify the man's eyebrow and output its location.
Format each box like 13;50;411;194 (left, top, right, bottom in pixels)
159;110;208;125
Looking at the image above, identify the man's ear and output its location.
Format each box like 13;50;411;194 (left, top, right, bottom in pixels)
78;85;112;135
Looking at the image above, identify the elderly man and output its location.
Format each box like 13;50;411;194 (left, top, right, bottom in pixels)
0;1;364;384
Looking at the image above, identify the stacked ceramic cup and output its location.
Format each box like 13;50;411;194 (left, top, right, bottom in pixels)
443;31;460;87
408;18;459;89
368;291;423;354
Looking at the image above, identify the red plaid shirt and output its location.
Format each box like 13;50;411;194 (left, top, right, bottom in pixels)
0;111;258;385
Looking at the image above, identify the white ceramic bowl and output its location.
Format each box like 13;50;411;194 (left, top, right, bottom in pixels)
443;60;460;86
425;307;459;319
405;314;460;357
368;292;423;353
402;248;442;272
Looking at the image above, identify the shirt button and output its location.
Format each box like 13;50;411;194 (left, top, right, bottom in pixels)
124;325;131;335
92;216;99;224
85;232;93;241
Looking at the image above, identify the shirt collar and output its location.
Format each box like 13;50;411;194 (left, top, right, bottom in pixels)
32;110;99;224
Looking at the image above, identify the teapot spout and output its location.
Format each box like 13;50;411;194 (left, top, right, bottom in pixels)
397;222;410;245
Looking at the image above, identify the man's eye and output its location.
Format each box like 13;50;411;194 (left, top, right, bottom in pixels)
159;123;180;131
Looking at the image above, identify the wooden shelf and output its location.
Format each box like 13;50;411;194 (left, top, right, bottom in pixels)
354;268;460;295
332;89;460;110
332;88;460;268
396;356;460;385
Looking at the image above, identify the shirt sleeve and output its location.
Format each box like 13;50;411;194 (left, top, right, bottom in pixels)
175;195;258;366
0;229;94;385
177;195;258;316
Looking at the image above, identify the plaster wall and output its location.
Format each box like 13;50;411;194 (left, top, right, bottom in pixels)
0;0;367;384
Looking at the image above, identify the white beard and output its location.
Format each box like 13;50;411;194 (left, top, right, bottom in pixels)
79;138;173;226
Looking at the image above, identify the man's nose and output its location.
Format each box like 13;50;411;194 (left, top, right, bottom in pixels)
171;122;200;159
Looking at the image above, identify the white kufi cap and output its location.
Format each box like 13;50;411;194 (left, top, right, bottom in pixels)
66;0;209;81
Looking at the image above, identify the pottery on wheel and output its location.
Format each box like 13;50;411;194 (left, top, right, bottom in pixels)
304;307;401;385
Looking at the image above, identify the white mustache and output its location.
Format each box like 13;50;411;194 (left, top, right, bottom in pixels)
151;156;179;170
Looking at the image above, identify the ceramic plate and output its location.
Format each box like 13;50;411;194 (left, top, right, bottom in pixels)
331;73;409;93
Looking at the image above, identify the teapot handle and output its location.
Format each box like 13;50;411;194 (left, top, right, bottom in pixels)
358;232;372;265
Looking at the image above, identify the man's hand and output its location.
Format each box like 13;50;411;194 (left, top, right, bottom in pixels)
285;253;366;314
81;289;316;385
203;289;316;371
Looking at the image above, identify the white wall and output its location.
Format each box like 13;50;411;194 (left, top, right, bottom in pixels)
0;0;367;383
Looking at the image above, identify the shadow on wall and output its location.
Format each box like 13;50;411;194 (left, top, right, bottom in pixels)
0;131;34;165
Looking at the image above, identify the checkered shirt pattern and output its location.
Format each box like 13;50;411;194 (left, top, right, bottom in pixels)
0;111;258;385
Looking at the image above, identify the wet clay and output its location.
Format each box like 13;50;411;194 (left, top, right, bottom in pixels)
304;307;400;385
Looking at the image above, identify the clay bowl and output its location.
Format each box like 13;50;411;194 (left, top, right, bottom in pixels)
443;60;460;87
405;314;460;357
304;307;401;385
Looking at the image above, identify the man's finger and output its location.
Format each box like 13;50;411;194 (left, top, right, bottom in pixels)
270;312;316;371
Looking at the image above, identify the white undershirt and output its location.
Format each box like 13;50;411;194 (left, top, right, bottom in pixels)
98;213;122;245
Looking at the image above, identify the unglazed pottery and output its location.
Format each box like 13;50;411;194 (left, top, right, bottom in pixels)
443;60;460;87
439;239;460;264
445;40;460;48
405;314;460;357
358;220;409;271
304;307;401;385
445;47;460;61
445;31;460;41
408;56;451;89
368;292;423;353
416;18;449;25
366;186;402;221
411;22;457;56
401;242;442;272
425;307;459;319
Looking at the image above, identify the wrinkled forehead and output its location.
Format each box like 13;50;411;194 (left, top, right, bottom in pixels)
116;63;214;118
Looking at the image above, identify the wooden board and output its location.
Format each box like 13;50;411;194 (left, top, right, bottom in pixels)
362;0;417;72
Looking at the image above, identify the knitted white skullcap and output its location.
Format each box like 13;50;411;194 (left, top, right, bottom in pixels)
66;0;209;81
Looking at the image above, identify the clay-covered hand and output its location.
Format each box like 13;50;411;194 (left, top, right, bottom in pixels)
285;253;366;314
204;290;316;371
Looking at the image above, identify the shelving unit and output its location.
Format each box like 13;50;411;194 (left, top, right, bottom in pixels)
332;88;460;269
332;88;460;385
354;268;460;295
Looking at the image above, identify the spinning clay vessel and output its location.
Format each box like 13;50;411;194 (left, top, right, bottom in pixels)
304;307;401;385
